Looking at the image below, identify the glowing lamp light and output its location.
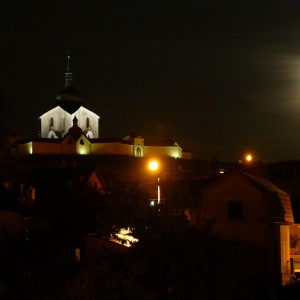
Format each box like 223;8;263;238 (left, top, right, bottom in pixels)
148;160;159;172
245;154;253;163
147;159;161;204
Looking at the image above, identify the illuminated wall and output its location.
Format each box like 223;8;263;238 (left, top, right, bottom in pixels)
133;137;144;157
143;145;182;159
75;136;91;155
72;107;100;138
17;142;33;155
17;136;189;159
39;106;100;139
61;135;92;155
91;142;122;155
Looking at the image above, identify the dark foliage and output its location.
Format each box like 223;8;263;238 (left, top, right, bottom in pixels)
0;181;276;299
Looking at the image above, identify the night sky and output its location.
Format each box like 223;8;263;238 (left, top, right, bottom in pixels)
2;1;300;162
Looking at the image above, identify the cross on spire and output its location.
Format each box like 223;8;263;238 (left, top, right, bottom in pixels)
64;51;73;87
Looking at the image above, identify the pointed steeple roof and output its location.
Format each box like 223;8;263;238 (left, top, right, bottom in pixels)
56;51;81;102
64;51;73;87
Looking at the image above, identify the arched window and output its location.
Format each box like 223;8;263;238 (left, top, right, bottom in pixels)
86;117;90;128
80;139;85;145
136;147;142;157
49;117;54;128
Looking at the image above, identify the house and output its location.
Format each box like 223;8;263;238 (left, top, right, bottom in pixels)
192;169;294;286
244;160;300;223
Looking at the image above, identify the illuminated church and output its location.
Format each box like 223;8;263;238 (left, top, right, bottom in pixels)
18;55;191;159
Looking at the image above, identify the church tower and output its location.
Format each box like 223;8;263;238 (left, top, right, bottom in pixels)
39;53;100;139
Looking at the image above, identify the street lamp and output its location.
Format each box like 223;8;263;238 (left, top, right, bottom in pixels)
245;154;253;163
148;159;161;204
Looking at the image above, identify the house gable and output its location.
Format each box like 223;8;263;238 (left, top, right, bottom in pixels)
200;170;294;244
71;106;100;139
61;133;91;155
202;172;269;225
86;170;106;193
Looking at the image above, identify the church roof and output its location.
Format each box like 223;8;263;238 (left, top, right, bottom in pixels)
56;85;81;102
53;83;87;114
51;98;85;114
47;54;89;114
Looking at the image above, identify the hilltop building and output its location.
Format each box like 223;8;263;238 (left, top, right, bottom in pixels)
39;54;100;140
17;55;191;159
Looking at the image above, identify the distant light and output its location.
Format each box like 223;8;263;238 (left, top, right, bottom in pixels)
219;169;225;174
150;200;155;206
245;154;253;162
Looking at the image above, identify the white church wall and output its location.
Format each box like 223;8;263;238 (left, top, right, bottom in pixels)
71;107;99;139
39;108;56;138
40;107;69;138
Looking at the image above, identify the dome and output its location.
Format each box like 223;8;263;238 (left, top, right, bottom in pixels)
56;85;81;102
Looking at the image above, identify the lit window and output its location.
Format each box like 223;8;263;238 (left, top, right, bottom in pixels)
75;248;80;262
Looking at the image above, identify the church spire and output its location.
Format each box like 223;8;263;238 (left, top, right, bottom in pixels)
64;51;73;87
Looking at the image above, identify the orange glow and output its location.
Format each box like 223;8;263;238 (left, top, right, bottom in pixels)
110;228;139;247
245;154;253;162
148;159;160;172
